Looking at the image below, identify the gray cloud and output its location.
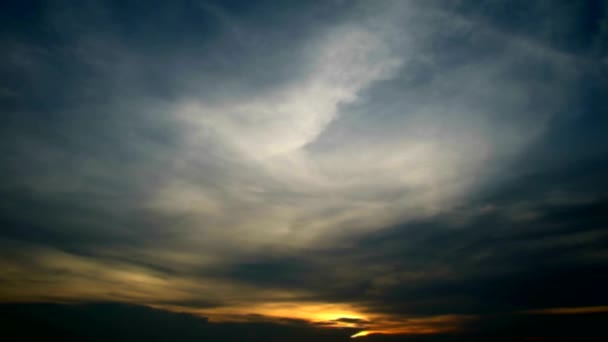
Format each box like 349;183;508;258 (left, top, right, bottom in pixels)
1;0;607;336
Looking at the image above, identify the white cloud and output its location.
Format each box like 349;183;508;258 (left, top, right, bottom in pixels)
177;26;401;159
144;4;575;252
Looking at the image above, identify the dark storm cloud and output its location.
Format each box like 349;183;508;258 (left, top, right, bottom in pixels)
447;0;607;55
0;303;360;342
215;196;608;316
350;202;608;315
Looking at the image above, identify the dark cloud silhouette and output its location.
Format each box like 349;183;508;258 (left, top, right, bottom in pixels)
0;303;357;342
2;303;608;341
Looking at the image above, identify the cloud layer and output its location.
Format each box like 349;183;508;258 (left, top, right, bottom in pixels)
1;0;607;337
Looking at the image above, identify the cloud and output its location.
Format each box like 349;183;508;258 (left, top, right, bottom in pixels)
0;0;607;337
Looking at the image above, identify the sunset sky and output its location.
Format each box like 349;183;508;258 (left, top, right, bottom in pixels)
1;0;607;340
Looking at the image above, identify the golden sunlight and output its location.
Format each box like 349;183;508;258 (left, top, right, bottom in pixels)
192;301;370;325
351;330;372;338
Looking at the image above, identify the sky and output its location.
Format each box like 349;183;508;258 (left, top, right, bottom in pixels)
1;0;607;340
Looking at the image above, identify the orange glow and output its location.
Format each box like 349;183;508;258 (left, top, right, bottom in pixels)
522;305;608;315
186;301;370;325
348;314;475;338
151;301;474;337
351;331;373;338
